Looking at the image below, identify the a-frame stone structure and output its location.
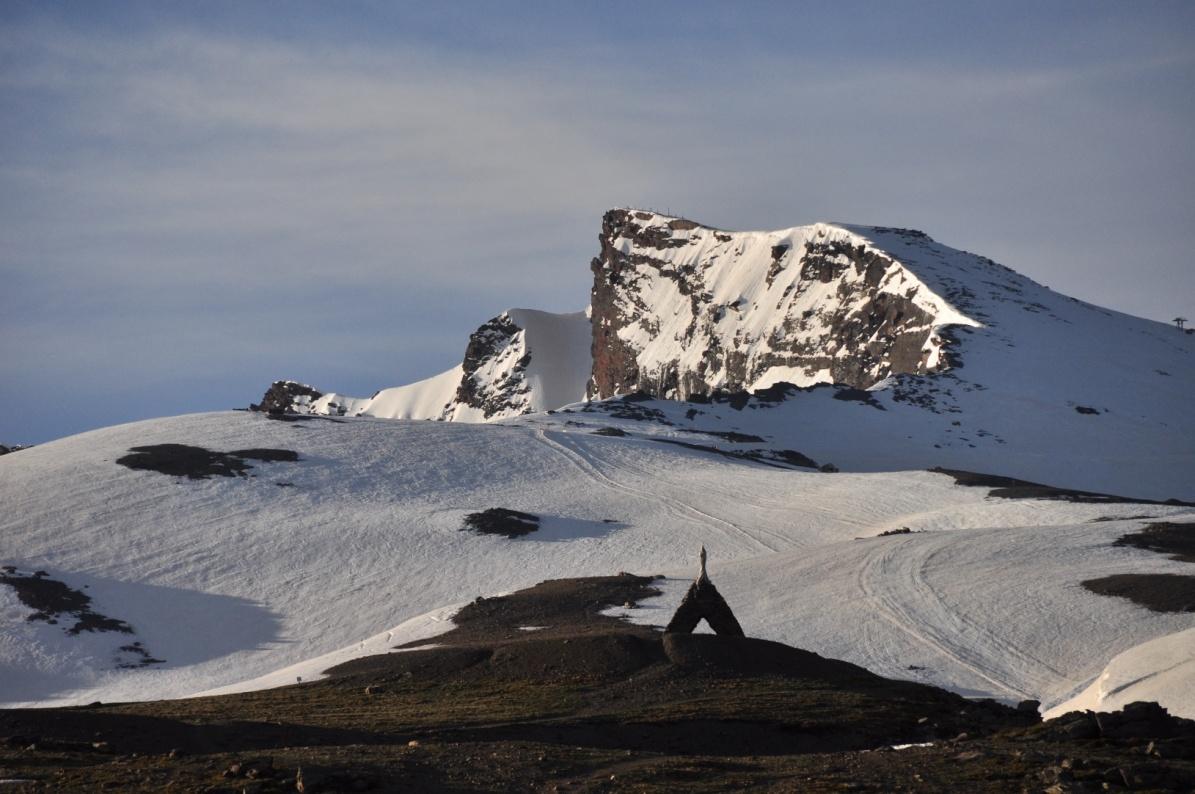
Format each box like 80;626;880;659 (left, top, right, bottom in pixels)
665;546;745;637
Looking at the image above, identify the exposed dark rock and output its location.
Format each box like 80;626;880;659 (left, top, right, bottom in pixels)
1112;522;1195;563
116;642;165;669
581;396;673;424
0;570;135;636
115;444;299;480
832;387;887;410
452;313;534;419
1035;702;1195;743
591;427;628;437
251;381;323;414
462;508;540;539
1074;405;1100;415
1081;573;1195;612
650;438;818;469
587;210;962;401
930;468;1193;506
677;429;766;443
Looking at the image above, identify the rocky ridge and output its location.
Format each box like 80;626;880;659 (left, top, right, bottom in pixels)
588;208;979;399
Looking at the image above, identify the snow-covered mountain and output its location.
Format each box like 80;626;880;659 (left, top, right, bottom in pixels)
268;208;1193;501
587;209;979;398
3;208;1193;726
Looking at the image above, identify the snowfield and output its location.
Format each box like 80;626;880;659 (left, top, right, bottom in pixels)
3;211;1193;723
2;409;1192;719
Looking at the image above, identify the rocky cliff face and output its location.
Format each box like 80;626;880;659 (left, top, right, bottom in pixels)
451;312;535;419
588;209;978;400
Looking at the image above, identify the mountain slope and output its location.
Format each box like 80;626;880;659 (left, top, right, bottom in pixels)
2;409;1192;717
294;308;592;421
261;209;1193;500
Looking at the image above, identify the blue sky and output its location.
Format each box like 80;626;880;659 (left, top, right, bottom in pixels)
2;1;1193;444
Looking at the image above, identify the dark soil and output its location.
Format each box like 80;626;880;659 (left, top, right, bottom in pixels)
115;444;299;480
3;574;1194;791
0;570;134;635
1113;522;1195;563
930;467;1194;506
1081;574;1195;613
461;508;540;539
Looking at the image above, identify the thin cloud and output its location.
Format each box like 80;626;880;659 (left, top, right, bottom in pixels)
2;14;1193;443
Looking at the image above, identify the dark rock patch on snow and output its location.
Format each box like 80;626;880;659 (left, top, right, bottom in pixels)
1074;405;1101;415
1081;574;1195;613
677;429;766;443
251;380;323;413
930;468;1192;506
591;426;628;437
831;387;887;410
415;574;659;646
462;508;541;539
116;642;165;669
0;570;134;635
1112;522;1195;563
581;396;672;423
651;438;818;470
116;444;299;480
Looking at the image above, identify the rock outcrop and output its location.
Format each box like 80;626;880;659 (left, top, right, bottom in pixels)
588;209;979;399
251;381;325;414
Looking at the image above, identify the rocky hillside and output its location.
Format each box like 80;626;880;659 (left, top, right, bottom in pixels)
588;209;979;399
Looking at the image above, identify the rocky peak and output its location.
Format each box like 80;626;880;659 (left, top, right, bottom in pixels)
251;381;324;414
453;312;534;419
588;208;979;400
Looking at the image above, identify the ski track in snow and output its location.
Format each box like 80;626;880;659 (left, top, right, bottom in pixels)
855;534;1066;701
534;429;781;554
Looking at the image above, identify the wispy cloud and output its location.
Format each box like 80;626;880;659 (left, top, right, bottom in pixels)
2;8;1193;442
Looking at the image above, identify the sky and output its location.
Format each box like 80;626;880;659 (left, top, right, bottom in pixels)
2;1;1193;445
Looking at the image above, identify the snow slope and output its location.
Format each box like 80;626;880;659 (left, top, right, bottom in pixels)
304;309;592;421
1045;627;1195;720
269;210;1193;501
2;410;1192;719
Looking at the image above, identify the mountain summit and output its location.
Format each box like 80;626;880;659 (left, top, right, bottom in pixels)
259;208;1193;500
588;209;979;399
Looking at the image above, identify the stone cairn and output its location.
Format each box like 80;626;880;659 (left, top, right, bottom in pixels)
665;546;745;636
